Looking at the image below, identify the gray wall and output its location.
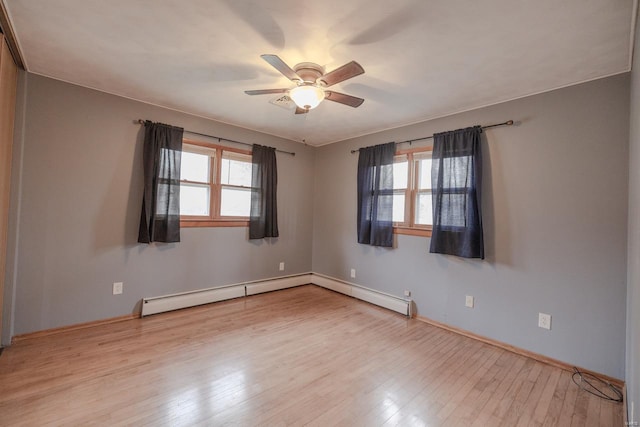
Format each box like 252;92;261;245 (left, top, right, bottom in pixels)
312;74;630;380
2;73;315;343
2;71;631;384
627;18;640;421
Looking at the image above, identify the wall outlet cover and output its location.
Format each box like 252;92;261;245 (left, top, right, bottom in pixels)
465;295;474;308
279;262;285;271
113;282;123;295
350;269;356;279
538;312;551;330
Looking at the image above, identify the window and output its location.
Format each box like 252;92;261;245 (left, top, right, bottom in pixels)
393;147;433;237
220;151;252;217
180;140;252;227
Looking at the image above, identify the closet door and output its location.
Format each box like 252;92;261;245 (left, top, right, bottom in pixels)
0;34;17;343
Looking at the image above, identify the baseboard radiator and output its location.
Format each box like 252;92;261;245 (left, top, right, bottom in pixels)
141;275;310;316
310;273;412;317
141;273;412;318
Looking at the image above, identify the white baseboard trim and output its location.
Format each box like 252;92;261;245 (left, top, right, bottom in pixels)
141;272;411;318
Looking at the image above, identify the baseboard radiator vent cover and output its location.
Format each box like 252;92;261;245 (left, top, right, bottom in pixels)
141;274;312;317
311;273;412;317
141;273;411;318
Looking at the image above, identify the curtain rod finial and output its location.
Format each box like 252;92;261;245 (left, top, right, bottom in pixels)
506;120;514;125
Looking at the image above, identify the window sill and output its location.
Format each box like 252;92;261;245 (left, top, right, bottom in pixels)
181;219;249;228
394;226;432;238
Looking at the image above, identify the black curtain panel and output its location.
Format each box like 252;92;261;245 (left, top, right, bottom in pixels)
138;121;183;243
357;142;395;247
250;144;279;239
430;126;484;259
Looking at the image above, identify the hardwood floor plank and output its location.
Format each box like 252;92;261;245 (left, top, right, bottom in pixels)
612;395;625;426
557;371;581;426
512;364;554;426
380;339;492;425
455;350;513;424
0;285;622;426
542;371;571;427
570;380;591;426
307;325;457;425
530;367;562;425
499;360;543;426
437;348;503;424
492;357;536;423
585;394;602;427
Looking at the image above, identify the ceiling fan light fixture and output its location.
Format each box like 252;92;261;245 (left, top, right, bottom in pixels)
289;85;325;110
246;55;365;114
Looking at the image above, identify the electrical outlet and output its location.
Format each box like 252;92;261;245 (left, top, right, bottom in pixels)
465;295;474;308
350;269;356;279
279;262;285;271
113;282;123;295
538;312;551;330
404;290;411;298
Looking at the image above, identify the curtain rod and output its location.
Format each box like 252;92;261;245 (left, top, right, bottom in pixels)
349;120;514;154
136;120;296;156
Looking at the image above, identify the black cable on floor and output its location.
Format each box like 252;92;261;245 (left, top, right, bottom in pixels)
571;367;623;403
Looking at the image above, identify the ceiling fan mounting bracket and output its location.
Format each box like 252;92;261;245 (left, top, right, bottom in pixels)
293;62;324;84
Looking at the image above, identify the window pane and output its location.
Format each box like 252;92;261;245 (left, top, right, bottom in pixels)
393;160;408;190
180;184;210;216
440;193;466;227
181;151;210;183
416;192;433;225
393;193;405;223
433;156;472;190
221;154;252;187
221;187;251;217
418;157;432;190
157;148;182;180
155;183;180;216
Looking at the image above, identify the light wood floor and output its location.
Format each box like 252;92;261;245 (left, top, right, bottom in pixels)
0;285;623;426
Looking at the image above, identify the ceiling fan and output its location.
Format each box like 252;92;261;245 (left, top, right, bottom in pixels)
245;54;365;114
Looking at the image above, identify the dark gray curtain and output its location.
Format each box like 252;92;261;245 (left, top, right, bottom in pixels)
250;144;279;239
138;121;183;243
430;126;484;259
357;142;395;247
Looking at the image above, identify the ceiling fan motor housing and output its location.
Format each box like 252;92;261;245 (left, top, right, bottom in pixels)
293;62;325;85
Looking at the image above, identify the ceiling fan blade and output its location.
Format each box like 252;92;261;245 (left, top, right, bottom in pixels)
261;54;302;82
295;107;309;114
245;89;288;95
319;61;365;87
325;91;365;108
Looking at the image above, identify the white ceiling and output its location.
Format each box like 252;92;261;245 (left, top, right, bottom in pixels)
3;0;636;146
